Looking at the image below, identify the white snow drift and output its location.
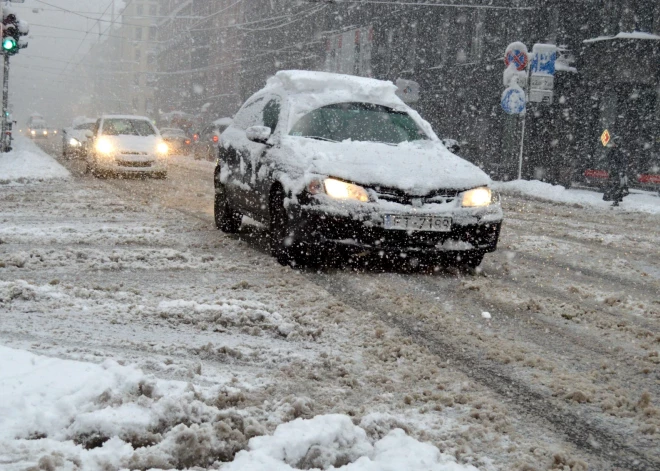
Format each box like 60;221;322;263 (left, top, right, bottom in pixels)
0;135;69;183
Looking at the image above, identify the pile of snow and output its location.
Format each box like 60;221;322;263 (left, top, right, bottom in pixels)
493;179;660;214
0;345;480;471
226;414;479;471
0;136;69;184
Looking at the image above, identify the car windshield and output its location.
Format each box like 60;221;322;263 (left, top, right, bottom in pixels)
102;119;156;136
74;123;96;131
289;102;428;144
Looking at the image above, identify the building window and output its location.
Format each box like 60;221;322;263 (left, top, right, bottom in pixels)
137;5;144;16
149;27;157;41
135;49;141;62
135;27;142;40
134;73;140;86
147;54;155;65
149;5;157;16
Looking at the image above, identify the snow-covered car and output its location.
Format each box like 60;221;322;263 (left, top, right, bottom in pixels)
28;121;49;139
214;71;503;268
193;117;233;161
85;115;169;178
160;128;192;155
62;119;96;159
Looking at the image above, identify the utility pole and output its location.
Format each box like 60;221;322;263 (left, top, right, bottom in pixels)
1;53;9;151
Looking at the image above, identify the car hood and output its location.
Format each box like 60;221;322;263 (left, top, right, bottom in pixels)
279;137;491;194
103;135;161;153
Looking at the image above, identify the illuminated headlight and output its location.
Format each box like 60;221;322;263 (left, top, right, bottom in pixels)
31;130;36;135
309;178;370;202
156;142;169;155
43;130;48;135
95;138;114;155
461;187;493;207
69;138;81;147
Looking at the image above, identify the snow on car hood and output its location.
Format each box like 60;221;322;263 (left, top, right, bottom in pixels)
103;135;161;154
278;136;491;194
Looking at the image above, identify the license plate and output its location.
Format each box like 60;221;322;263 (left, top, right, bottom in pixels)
383;215;452;232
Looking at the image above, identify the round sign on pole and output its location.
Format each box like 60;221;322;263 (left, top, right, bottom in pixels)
504;41;529;71
501;86;526;115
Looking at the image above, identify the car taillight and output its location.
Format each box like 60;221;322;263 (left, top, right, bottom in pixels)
185;139;191;145
193;134;199;142
213;135;219;143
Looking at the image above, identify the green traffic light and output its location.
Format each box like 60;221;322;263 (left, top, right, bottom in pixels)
2;38;17;51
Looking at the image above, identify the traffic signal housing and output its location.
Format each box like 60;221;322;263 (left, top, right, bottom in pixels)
2;12;28;56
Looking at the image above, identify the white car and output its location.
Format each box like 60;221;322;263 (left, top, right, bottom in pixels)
214;70;503;269
85;115;169;178
62;118;96;159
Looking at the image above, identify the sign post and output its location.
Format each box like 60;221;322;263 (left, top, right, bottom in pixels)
502;42;530;180
529;43;557;104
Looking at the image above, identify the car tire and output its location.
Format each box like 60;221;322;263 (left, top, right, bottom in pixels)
269;188;315;268
154;172;167;179
214;183;242;233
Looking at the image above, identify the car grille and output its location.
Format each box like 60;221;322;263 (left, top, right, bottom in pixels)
369;186;459;205
117;160;152;168
120;151;148;156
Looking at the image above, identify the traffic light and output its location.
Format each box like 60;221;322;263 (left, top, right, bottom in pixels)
2;12;28;56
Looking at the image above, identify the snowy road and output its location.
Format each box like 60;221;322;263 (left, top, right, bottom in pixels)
1;138;659;470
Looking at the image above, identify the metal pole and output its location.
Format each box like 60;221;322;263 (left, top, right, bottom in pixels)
2;54;9;153
517;56;532;180
517;112;525;180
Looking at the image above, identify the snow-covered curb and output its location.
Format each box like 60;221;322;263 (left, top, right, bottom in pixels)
493;179;659;214
0;136;69;184
0;346;480;471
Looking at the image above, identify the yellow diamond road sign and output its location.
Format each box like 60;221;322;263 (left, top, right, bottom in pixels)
601;129;611;147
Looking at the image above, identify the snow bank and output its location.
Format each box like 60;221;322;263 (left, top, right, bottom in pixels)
0;135;69;184
225;414;480;471
493;179;660;215
0;345;480;471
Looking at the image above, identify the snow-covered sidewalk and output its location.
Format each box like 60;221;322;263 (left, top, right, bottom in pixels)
0;136;69;184
493;179;659;214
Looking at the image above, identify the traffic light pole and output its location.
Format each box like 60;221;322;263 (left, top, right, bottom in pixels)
1;53;8;152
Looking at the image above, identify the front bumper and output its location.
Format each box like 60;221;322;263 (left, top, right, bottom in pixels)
288;203;502;255
95;156;167;174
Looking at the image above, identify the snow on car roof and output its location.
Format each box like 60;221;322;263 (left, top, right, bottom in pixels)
583;31;660;43
266;70;400;101
212;117;233;126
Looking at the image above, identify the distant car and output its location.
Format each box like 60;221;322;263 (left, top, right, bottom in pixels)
193;117;233;161
214;71;502;269
62;119;97;159
28;122;49;139
85;115;169;178
160;128;192;155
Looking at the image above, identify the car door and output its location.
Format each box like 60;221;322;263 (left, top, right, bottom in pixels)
221;95;267;217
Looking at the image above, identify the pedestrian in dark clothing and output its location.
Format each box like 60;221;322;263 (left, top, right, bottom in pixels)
602;136;629;206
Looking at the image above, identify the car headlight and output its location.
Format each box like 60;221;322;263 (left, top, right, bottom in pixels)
69;138;81;147
461;187;492;207
95;138;114;155
309;178;369;202
156;142;169;155
30;130;36;135
43;130;48;135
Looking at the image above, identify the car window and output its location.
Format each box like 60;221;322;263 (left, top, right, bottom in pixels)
233;96;265;129
93;120;101;135
102;119;156;136
289;102;429;144
263;99;281;131
74;123;96;131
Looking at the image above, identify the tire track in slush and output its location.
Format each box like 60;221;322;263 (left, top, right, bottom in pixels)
311;272;660;471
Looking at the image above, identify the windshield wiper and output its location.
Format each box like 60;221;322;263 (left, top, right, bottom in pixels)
303;136;339;143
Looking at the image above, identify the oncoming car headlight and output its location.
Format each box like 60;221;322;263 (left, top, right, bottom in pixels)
461;187;493;207
69;138;81;147
308;178;369;202
95;138;114;155
156;142;169;155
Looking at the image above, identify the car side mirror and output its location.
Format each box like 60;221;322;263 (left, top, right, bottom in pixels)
246;126;272;144
84;130;94;139
442;139;460;153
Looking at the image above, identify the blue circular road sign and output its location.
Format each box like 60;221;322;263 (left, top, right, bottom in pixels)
501;87;526;114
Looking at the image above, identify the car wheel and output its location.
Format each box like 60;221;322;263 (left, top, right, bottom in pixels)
154;172;167;179
269;188;316;268
214;183;242;233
